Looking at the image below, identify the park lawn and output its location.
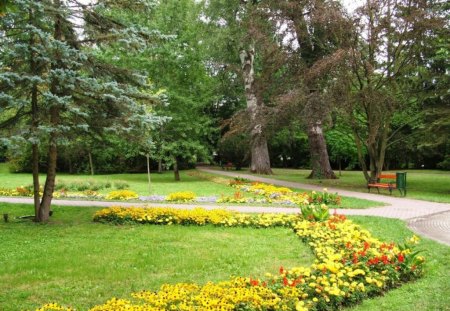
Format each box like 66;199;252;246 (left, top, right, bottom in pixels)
0;163;380;209
254;168;450;203
0;204;450;311
0;203;314;311
1;204;449;311
0;163;237;197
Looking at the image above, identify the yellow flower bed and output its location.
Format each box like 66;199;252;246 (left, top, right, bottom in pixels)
220;182;341;207
93;206;299;228
165;191;197;202
105;190;139;200
39;207;424;311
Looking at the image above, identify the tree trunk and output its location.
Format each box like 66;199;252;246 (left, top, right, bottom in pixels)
31;139;40;220
38;0;62;222
307;121;337;179
29;6;41;221
173;157;180;181
338;156;342;177
39;131;57;222
68;157;73;174
146;154;151;194
240;46;272;174
353;129;371;182
158;158;163;173
88;151;94;175
250;131;272;174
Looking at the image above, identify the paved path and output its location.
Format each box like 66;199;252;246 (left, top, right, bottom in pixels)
198;167;450;245
1;168;449;245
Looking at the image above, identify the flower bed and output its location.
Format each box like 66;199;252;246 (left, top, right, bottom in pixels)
39;207;424;311
165;191;196;202
218;181;341;207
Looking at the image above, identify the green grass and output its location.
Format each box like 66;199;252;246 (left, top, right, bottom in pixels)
0;203;448;310
348;216;450;311
0;163;237;197
0;163;381;209
0;203;314;310
253;168;450;203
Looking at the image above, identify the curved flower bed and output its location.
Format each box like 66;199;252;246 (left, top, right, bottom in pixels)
222;182;341;207
38;207;424;311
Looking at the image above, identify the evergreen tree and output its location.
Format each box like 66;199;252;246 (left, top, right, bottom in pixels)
0;0;159;221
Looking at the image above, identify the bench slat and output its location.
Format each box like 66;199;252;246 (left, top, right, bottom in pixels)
378;174;396;179
368;183;397;189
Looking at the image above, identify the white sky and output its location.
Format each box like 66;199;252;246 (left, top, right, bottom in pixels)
341;0;365;13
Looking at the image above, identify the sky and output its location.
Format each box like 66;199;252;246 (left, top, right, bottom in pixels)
341;0;365;13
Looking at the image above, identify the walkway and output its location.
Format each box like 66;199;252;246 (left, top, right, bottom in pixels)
1;168;449;245
198;167;450;245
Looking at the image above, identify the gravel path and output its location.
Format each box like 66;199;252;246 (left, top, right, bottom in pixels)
1;167;449;245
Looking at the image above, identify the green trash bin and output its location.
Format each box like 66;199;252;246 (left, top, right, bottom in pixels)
396;172;407;196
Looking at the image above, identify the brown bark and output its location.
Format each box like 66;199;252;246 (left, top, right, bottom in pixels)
146;154;151;194
173;157;180;181
307;121;336;179
240;46;272;175
158;158;163;173
250;129;272;174
29;10;41;221
39;129;58;222
31;123;40;220
353;129;371;181
88;151;94;175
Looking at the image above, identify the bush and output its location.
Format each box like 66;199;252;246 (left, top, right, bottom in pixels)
114;180;130;190
55;179;110;192
437;155;450;170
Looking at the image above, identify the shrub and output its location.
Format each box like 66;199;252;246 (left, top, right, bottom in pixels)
114;180;130;190
105;190;138;200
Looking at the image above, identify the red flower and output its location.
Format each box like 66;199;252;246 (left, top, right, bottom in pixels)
283;277;289;286
398;253;405;263
279;266;284;274
249;278;259;286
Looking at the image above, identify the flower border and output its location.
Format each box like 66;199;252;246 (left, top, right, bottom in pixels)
38;207;424;311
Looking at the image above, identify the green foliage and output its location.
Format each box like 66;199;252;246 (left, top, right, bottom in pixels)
218;134;249;169
299;204;330;222
113;180;130;190
326;126;359;169
54;180;111;192
269;125;310;168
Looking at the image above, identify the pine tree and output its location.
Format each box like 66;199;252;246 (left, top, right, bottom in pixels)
0;0;160;221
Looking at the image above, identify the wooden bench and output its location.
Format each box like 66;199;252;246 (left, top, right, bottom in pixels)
368;172;407;196
222;162;234;171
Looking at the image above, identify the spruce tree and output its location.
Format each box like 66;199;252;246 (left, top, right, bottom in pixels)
0;0;160;221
